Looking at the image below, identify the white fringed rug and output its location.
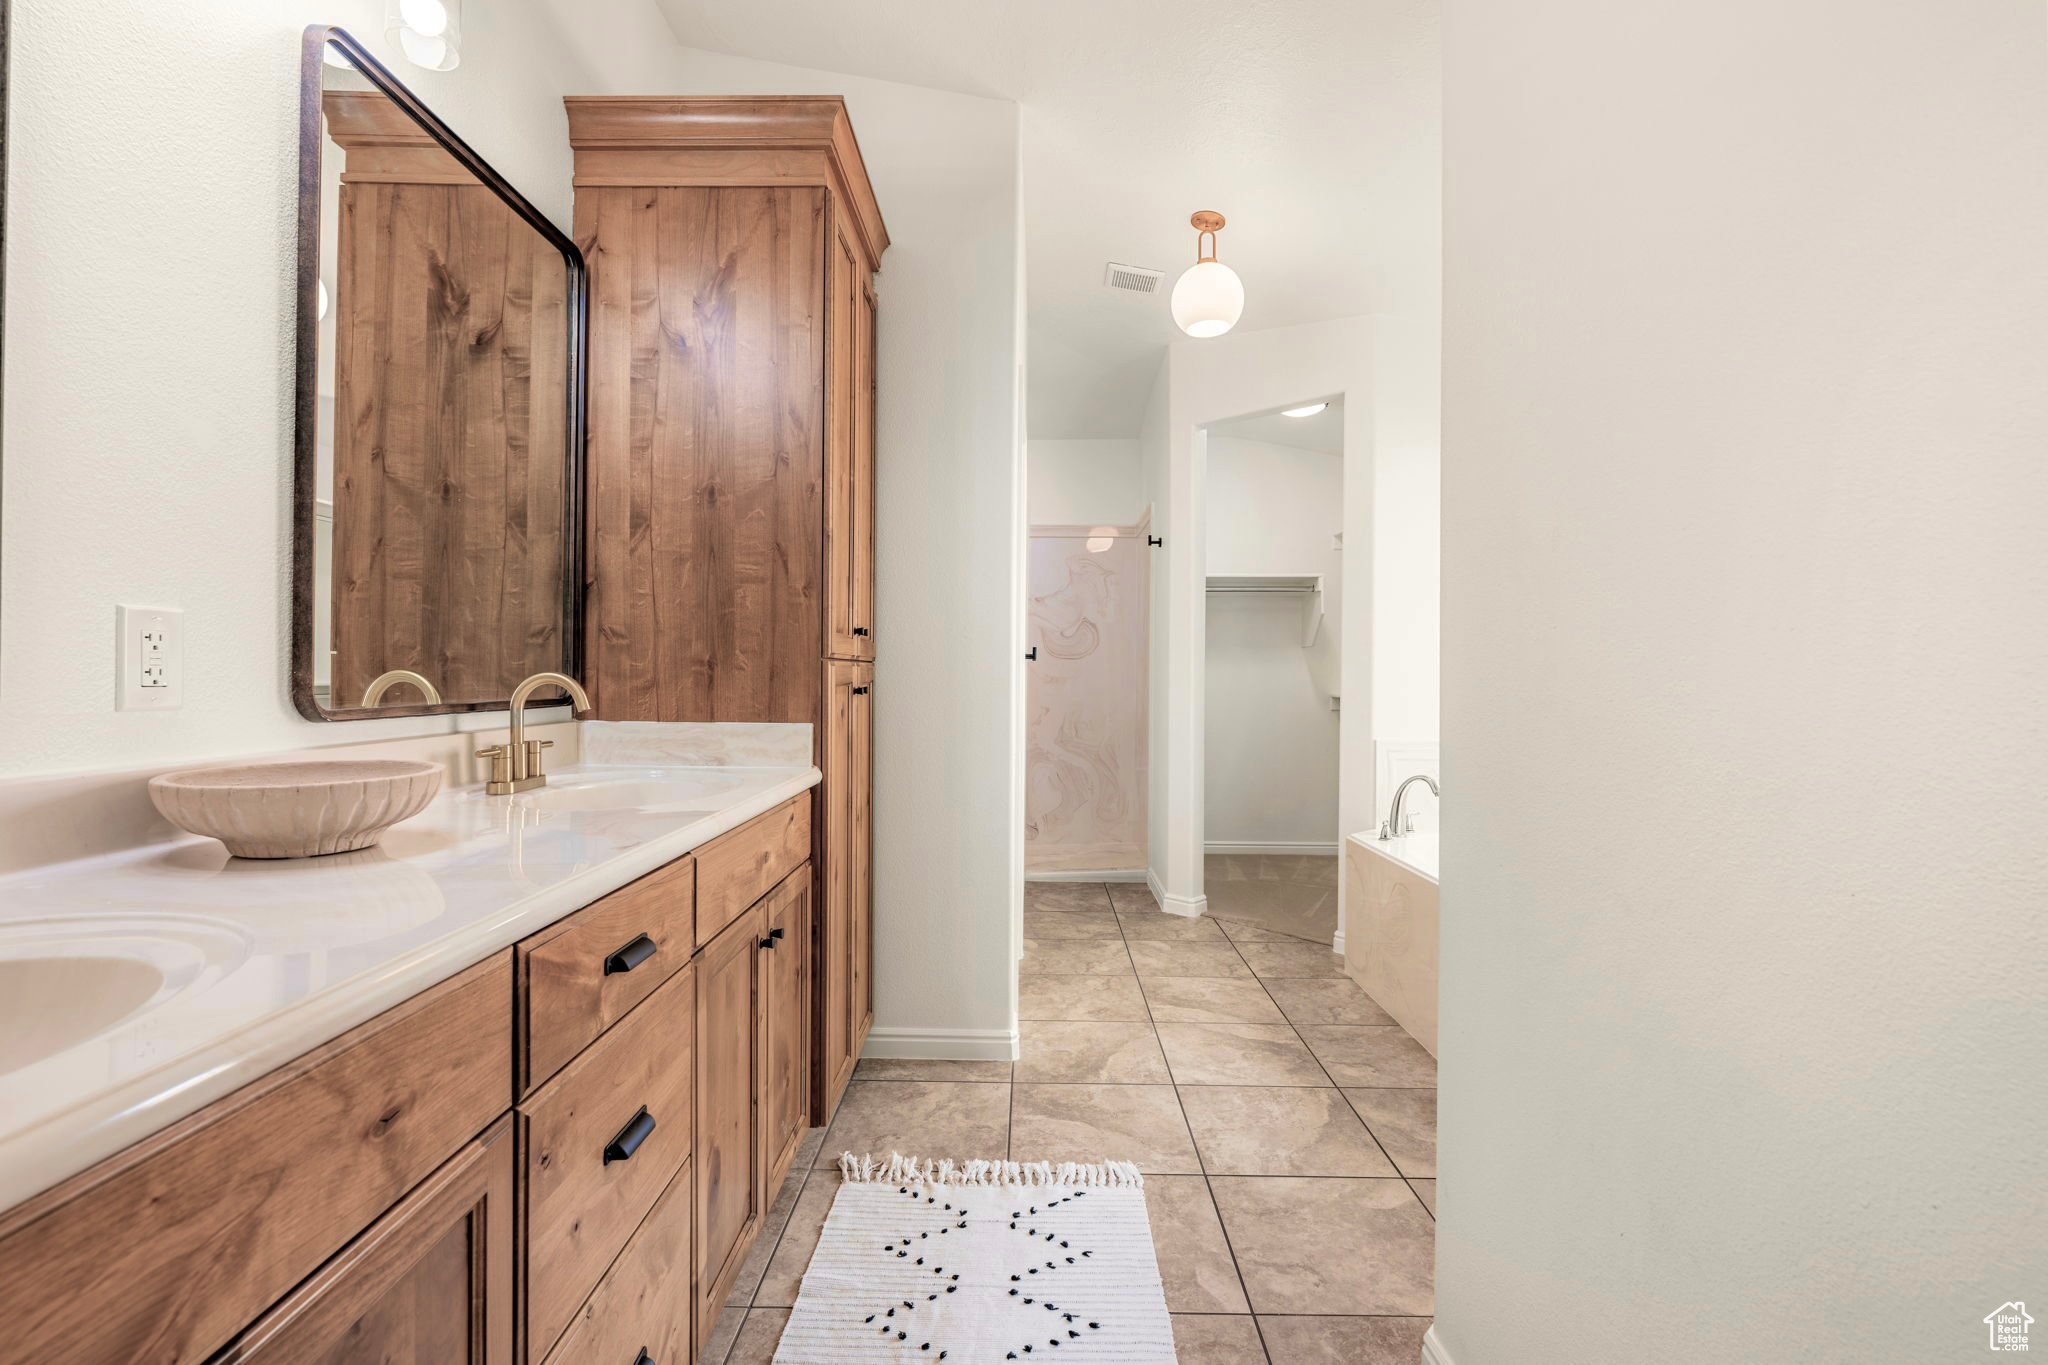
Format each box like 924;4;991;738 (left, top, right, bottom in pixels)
772;1154;1177;1364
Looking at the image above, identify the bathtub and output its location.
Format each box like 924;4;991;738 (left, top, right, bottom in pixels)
1343;829;1439;1056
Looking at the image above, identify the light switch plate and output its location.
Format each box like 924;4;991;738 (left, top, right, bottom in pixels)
116;605;183;711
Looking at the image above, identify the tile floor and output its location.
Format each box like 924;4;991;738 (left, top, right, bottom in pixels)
699;881;1436;1365
1197;854;1341;945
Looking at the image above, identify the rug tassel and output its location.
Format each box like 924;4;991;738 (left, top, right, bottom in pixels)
837;1152;1144;1188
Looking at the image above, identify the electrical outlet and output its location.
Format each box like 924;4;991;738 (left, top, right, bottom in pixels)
116;605;184;711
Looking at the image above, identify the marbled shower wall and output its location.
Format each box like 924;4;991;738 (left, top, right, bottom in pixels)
1025;529;1149;872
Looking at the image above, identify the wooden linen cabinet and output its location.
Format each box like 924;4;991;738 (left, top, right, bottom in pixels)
567;94;887;1132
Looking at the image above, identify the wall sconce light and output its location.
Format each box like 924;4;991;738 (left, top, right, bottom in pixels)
1170;211;1244;338
388;0;462;71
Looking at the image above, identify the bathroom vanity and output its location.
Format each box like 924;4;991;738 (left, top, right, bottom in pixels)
0;764;817;1365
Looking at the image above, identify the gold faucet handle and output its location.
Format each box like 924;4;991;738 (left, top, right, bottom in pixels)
521;738;556;784
475;744;515;792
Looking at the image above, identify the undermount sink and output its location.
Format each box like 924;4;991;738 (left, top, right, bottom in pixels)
497;770;745;815
0;918;251;1077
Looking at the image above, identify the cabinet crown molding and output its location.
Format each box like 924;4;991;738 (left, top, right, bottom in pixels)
564;95;890;269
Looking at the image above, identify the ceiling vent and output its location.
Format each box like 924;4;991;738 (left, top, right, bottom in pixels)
1103;262;1164;295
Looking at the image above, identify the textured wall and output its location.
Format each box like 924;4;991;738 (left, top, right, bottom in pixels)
1438;2;2048;1360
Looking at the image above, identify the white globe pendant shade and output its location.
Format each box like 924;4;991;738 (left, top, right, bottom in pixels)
1172;260;1244;338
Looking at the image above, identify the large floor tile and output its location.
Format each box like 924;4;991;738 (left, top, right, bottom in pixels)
721;1308;792;1365
753;1171;841;1305
1009;1083;1200;1173
1411;1179;1436;1216
1128;940;1254;979
727;1160;811;1304
1254;1315;1433;1364
1026;882;1115;912
1178;1086;1397;1176
1141;976;1285;1024
1214;917;1297;943
853;1057;1012;1082
1143;1175;1249;1313
1297;1026;1438;1087
818;1081;1012;1165
1023;936;1135;975
1260;976;1395;1027
697;1301;745;1365
1233;940;1348;978
1172;1314;1269;1363
1208;1177;1434;1315
1344;1088;1437;1176
1024;907;1124;939
1155;1022;1330;1086
1116;909;1229;941
1020;972;1151;1021
1015;1019;1171;1082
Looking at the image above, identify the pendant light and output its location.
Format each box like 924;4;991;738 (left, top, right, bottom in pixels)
1170;211;1244;338
388;0;462;71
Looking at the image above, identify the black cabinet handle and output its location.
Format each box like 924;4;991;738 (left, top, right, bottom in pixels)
633;1351;654;1365
852;684;870;695
1147;535;1163;547
1025;647;1038;661
760;935;779;950
603;1107;656;1165
603;934;658;976
853;626;870;637
770;927;785;941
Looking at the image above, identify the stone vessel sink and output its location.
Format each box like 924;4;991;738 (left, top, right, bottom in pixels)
149;759;443;859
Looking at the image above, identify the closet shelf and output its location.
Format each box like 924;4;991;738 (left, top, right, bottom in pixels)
1205;574;1324;647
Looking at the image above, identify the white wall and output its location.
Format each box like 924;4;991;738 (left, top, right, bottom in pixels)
1370;313;1441;790
1027;438;1142;526
1438;4;2048;1362
1203;435;1341;848
5;0;1024;1057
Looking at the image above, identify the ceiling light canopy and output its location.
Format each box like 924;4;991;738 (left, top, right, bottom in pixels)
1170;211;1243;339
1282;402;1328;418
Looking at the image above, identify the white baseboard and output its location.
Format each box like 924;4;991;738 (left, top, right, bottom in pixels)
1331;930;1346;955
861;1027;1018;1062
1141;869;1205;917
1025;868;1148;883
1421;1325;1454;1365
1204;841;1340;857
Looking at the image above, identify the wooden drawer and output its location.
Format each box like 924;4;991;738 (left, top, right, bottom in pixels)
541;1158;693;1365
695;797;809;948
519;854;696;1093
0;952;512;1365
522;959;696;1361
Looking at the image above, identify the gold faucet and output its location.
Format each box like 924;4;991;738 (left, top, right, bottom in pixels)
479;672;592;795
359;670;443;707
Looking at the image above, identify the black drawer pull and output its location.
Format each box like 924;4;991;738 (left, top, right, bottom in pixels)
603;1107;656;1165
770;927;785;941
852;684;870;694
604;934;658;976
761;935;778;950
633;1352;654;1365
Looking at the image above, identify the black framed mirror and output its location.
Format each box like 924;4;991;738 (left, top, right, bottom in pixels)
292;26;586;721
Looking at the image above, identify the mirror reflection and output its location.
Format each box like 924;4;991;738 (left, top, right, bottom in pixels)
301;37;579;718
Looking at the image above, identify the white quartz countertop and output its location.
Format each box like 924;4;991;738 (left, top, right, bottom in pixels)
0;758;819;1213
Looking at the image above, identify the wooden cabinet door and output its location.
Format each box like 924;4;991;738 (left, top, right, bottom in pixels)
815;658;872;1119
825;219;869;660
214;1118;515;1365
759;865;812;1200
850;276;877;659
849;667;876;1049
693;902;766;1353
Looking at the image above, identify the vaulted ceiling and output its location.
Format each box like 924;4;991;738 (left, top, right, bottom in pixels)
655;0;1439;437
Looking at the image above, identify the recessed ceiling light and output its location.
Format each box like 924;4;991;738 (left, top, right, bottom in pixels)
1282;403;1328;418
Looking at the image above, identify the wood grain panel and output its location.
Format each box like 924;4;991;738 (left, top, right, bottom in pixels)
326;96;570;709
693;904;765;1353
814;659;873;1119
824;222;860;658
579;185;825;723
209;1117;516;1365
518;853;696;1093
539;1158;694;1365
520;961;696;1361
0;953;512;1365
693;796;810;948
759;864;812;1200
